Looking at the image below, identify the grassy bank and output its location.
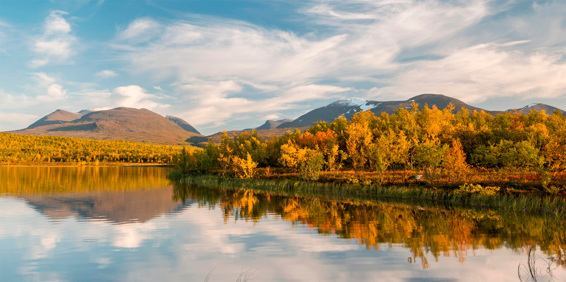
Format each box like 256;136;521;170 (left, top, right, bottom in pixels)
173;174;566;217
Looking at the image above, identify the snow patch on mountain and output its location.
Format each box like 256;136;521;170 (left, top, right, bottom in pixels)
346;98;367;107
518;103;541;110
333;98;368;107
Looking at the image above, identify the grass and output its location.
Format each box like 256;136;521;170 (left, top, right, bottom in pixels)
173;174;566;217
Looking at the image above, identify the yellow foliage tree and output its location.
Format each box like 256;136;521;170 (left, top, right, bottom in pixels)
231;153;257;179
442;139;470;183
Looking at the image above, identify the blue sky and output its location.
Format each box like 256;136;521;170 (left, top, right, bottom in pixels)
1;0;566;135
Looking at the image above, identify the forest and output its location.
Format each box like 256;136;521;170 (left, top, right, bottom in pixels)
0;132;189;164
173;103;566;192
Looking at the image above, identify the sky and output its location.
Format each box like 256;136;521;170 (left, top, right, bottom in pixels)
1;0;566;135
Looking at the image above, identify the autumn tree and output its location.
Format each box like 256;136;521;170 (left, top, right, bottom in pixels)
442;139;469;183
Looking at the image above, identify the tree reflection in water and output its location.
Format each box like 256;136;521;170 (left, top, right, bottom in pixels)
173;182;566;270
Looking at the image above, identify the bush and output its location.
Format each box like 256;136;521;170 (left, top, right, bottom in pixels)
231;153;257;179
455;183;500;196
299;150;325;181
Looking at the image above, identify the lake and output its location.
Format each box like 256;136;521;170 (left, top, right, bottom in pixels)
0;166;565;281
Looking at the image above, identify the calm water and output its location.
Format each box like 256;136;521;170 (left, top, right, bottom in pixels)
0;166;565;281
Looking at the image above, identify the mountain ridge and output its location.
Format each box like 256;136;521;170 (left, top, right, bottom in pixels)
12;107;201;145
9;94;565;146
276;94;496;129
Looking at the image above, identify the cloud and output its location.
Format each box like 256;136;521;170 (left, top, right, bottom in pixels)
112;85;169;110
31;72;68;101
112;1;493;132
95;70;118;78
44;10;71;34
42;84;67;100
4;0;566;134
176;81;349;127
119;18;162;43
370;43;566;103
30;10;76;67
0;113;38;131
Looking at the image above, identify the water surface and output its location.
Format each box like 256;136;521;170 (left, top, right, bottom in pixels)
0;166;564;281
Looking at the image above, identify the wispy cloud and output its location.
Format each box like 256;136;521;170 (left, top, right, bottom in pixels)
371;43;566;103
176;81;349;127
95;70;118;78
3;0;566;134
111;1;489;130
119;18;162;43
30;10;76;68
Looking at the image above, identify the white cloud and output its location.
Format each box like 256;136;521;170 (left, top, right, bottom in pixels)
33;72;57;86
44;10;71;35
119;18;162;43
113;1;492;132
95;70;118;78
43;84;67;100
112;85;168;110
31;72;68;101
0;113;38;131
30;10;76;67
176;82;349;127
263;114;280;120
4;0;566;134
370;43;566;103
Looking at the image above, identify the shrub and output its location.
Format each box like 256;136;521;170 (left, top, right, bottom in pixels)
231;153;257;179
455;183;500;196
299;150;325;181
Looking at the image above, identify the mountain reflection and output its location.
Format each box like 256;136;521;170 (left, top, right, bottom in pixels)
0;166;190;224
22;188;188;224
173;182;566;270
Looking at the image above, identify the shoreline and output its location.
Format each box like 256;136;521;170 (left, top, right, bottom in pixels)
0;162;172;167
173;174;566;218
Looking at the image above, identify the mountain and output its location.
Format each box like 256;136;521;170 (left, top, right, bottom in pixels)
255;119;293;130
204;126;310;146
277;94;489;129
166;115;201;134
508;103;565;115
13;107;201;145
26;109;83;129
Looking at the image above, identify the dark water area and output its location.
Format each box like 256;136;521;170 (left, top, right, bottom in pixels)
0;166;565;281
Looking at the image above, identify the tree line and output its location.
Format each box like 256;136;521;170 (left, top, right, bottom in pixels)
174;102;566;182
0;133;189;164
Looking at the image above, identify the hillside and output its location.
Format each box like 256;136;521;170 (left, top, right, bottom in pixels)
255;119;293;130
27;109;83;129
166;115;201;134
508;103;565;115
277;94;491;129
12;107;201;145
200;126;310;146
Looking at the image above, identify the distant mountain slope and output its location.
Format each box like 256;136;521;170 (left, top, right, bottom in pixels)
27;109;82;129
255;119;293;130
202;126;310;146
13;107;201;145
508;103;565;115
277;94;489;129
277;98;367;129
166;115;201;134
